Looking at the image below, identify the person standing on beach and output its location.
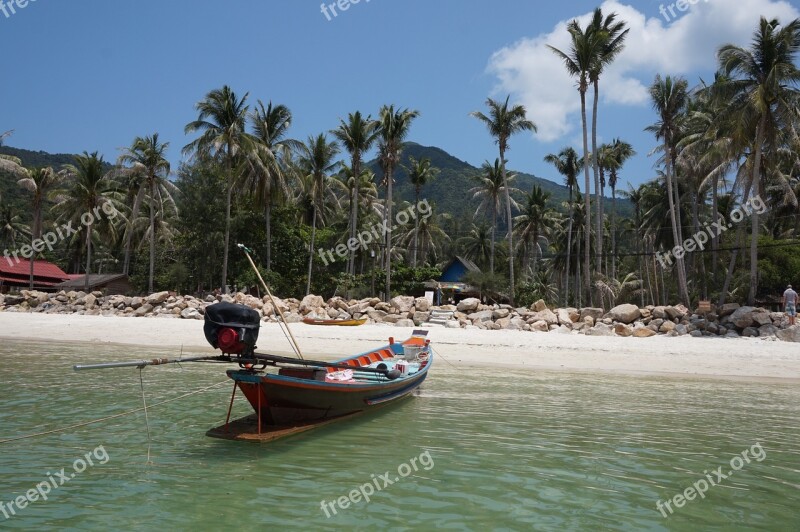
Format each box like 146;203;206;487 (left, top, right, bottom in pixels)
782;284;798;325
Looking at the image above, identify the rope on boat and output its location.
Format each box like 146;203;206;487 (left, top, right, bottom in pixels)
139;368;152;463
431;346;457;369
0;380;230;445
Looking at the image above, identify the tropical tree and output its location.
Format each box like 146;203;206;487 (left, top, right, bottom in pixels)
514;185;559;277
0;130;28;179
17;167;61;288
298;133;340;294
378;105;419;300
0;203;29;250
184;86;257;292
588;9;629;266
544;147;581;305
332;111;380;276
456;223;494;268
250;100;295;270
648;74;691;304
469;159;521;275
471;96;536;303
118;133;177;292
716;16;800;303
604;138;636;278
405;156;439;267
549;22;604;302
55;152;120;291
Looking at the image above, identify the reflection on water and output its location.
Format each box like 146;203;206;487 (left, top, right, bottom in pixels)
0;340;798;530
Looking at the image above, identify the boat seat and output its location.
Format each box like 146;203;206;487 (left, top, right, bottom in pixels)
379;349;393;360
367;352;381;363
357;356;371;367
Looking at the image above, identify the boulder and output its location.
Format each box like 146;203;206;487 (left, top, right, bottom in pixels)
395;318;415;328
457;298;481;313
586;322;615;336
752;312;772;326
492;308;511;320
579;307;604;321
84;293;97;309
532;299;548;312
390;296;415;313
468;310;494;323
758;324;778;337
652;306;668;319
413;311;430;325
741;327;759;337
146;291;170;305
299;294;325;314
414;296;431;312
665;305;687;320
776;325;800;343
530;309;559;325
614;323;633;337
180;307;202;320
557;308;579;325
130;297;143;310
659;321;676;333
134;303;154;317
607;304;640;324
555;325;573;334
730;306;757;329
633;325;657;338
530;320;549;332
367;309;387;321
719;303;740;317
675;324;688;336
495;317;512;329
282;312;304;324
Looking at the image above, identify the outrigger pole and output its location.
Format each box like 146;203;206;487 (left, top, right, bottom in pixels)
74;355;228;371
238;243;305;360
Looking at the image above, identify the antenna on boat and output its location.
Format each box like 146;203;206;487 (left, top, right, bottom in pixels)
237;243;304;360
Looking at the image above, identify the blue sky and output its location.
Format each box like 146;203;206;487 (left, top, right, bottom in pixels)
2;0;798;193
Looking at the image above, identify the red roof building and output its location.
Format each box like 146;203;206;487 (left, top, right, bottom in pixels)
0;259;70;291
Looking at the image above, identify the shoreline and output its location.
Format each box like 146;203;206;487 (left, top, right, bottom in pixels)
1;313;799;383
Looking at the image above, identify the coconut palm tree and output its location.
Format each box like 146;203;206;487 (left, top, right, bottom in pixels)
514;185;559;277
469;159;521;275
470;96;536;304
0;203;29;251
549;23;604;303
605;138;636;278
404;156;439;267
55;152;120;292
378;105;419;300
456;223;494;269
17;166;61;289
588;9;629;266
298;133;340;294
716;16;800;304
544;147;581;305
250;100;296;270
648;75;691;305
332;111;380;276
184;86;257;293
0;130;28;179
118;134;177;292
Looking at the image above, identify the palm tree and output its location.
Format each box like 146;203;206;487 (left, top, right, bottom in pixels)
549;23;604;303
332;111;380;276
298;133;340;294
55;152;119;292
456;223;494;268
544;147;581;305
0;130;28;180
471;96;536;304
118;134;176;292
250;100;295;270
648;74;690;304
514;185;559;277
619;183;647;307
469;159;521;275
184;86;257;293
17;167;61;289
378;105;419;301
716;16;800;304
405;156;439;267
588;9;629;267
0;203;29;251
605;138;635;278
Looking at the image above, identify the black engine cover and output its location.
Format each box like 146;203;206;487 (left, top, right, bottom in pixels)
203;302;261;354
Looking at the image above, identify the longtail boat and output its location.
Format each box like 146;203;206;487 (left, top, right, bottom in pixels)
75;302;432;442
302;316;368;326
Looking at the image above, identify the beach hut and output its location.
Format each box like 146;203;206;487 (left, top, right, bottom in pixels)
0;259;70;292
55;273;133;295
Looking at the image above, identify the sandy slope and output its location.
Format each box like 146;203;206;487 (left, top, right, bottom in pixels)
0;312;798;381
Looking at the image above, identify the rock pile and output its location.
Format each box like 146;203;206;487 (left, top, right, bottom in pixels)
1;291;796;341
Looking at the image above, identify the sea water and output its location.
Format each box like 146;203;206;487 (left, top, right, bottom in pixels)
0;340;798;530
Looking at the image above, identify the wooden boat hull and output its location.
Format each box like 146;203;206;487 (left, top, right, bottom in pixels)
302;317;368;326
223;334;432;428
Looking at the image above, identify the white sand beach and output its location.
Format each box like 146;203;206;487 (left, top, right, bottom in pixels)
0;313;798;382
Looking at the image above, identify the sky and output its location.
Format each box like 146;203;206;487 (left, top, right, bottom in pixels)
2;0;799;193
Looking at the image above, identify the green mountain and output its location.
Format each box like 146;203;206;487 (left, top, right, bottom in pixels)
366;142;633;220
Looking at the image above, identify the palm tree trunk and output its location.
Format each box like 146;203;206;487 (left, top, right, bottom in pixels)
221;156;233;294
29;202;40;290
384;164;394;302
611;184;617;279
490;203;496;274
123;188;144;276
149;183;155;293
85;224;92;293
711;178;719;287
565;188;573;307
592;81;602;276
348;158;360;276
306;206;317;295
664;137;689;304
500;150;515;304
265;201;272;271
747;116;766;305
413;187;420;268
580;89;592;305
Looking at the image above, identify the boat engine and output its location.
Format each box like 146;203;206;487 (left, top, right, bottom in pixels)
203;302;261;357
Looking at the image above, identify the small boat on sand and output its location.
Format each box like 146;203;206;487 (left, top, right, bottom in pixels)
302;316;368;326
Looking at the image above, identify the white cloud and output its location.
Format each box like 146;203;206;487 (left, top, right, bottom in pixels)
487;0;800;142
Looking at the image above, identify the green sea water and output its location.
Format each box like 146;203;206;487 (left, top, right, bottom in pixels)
0;340;798;531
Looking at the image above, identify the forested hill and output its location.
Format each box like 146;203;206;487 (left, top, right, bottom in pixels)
366;142;633;220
